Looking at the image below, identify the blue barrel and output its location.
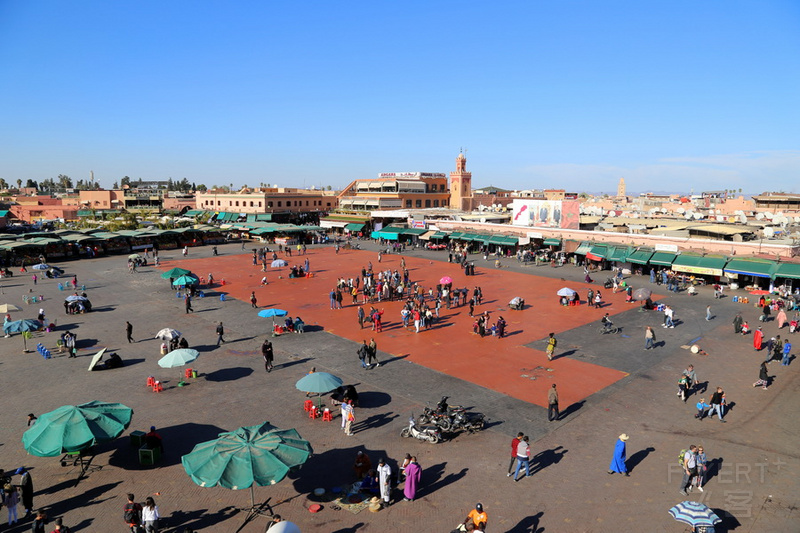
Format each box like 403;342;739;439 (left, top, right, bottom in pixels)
732;296;739;303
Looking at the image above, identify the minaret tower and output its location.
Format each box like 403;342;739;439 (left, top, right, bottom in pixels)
449;150;473;211
617;177;626;199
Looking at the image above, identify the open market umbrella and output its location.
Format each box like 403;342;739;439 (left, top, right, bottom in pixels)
155;328;182;340
172;274;199;286
556;287;576;297
181;422;312;512
668;501;722;527
159;348;199;386
161;267;191;279
271;259;288;268
0;303;22;313
128;254;142;260
295;371;342;408
440;276;453;285
632;288;652;301
32;263;50;271
3;319;41;334
22;401;133;457
65;295;87;302
258;308;288;330
87;348;107;371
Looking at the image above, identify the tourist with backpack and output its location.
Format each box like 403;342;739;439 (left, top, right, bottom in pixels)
679;445;698;495
124;493;143;532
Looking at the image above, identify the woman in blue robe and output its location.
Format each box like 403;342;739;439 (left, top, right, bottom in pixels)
608;433;629;475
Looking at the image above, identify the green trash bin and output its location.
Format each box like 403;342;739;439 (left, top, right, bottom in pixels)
130;431;146;448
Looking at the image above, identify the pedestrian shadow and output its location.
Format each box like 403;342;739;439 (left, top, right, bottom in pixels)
331;522;366;533
354;412;399;433
376;353;409;366
706;457;724;484
108;422;226;468
277;357;313;370
558;400;585;419
89;306;116;312
626;446;655;473
715;507;742;532
166;505;238;532
204;367;254;382
193;344;219;353
292;446;384;493
531;446;567;475
42;481;122;515
507;511;545;533
553;349;577;360
417;462;468;498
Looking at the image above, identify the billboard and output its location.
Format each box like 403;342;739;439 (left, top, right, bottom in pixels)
511;199;580;229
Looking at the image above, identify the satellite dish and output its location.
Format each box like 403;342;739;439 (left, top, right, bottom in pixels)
795;216;800;223
692;212;703;220
715;215;726;222
765;211;774;218
755;213;764;220
607;211;616;217
676;207;685;214
764;227;775;238
685;212;693;220
739;214;747;224
735;210;744;216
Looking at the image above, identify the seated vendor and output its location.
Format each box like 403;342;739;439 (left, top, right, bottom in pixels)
178;337;189;349
353;451;372;479
294;317;305;333
284;317;295;332
144;426;164;452
359;469;379;495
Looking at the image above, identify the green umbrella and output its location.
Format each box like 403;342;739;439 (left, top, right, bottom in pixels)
181;422;312;508
161;267;191;279
22;401;133;457
172;274;199;286
295;372;343;408
159;348;199;386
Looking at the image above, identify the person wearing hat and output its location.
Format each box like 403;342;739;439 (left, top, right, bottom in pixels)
376;458;392;506
145;426;164;453
465;503;488;529
608;434;629;476
15;467;33;516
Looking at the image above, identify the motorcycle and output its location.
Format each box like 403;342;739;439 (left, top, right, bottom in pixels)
419;396;486;434
418;397;453;431
400;414;441;444
450;407;486;433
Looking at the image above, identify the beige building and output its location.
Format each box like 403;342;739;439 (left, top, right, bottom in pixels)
195;188;337;214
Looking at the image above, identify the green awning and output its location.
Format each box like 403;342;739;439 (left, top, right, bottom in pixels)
184;210;205;217
449;232;465;239
724;259;776;278
460;233;479;241
402;228;428;236
543;238;561;246
379;227;404;235
430;232;448;240
574;242;592;255
489;235;519;246
649;252;678;266
588;245;608;260
606;246;629;262
344;223;365;231
0;210;10;217
671;255;727;276
255;214;272;222
774;263;800;280
627;249;654;265
77;210;94;217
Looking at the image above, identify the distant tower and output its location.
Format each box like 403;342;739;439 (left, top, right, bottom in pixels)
617;177;626;199
449;150;473;211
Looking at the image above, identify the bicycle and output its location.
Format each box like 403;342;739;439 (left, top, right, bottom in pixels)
598;324;620;334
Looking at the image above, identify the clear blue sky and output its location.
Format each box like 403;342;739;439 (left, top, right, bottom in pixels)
1;1;799;194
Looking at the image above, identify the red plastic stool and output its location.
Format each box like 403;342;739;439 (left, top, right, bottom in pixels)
308;406;318;419
153;381;163;393
147;376;156;387
303;399;313;412
185;368;193;379
322;409;333;422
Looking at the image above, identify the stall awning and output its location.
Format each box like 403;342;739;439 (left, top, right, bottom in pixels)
449;232;465;239
627;249;654;265
574;242;592;255
344;223;365;231
671;255;726;277
471;233;492;244
184;210;205;217
606;246;629;262
649;252;678;266
542;238;561;246
430;232;448;240
77;210;94;217
774;263;800;280
419;230;436;241
586;245;608;262
401;228;428;236
724;259;776;278
489;235;519;246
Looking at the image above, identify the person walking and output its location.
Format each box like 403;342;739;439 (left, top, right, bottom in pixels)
733;313;743;334
123;493;143;533
184;294;193;314
708;387;727;422
4;484;18;526
753;361;770;389
250;291;258;308
357;306;365;329
512;436;531;481
31;510;46;533
403;457;421;501
782;340;792;366
15;467;32;516
358;340;369;369
142;496;159;533
367;338;379;368
694;446;708;492
754;326;764;351
587;289;594;308
546;332;557;361
706;305;712;321
608;434;629;476
679;445;698;495
126;321;134;343
215;322;225;346
507;433;523;476
645;326;656;350
376;458;392;506
547;384;559;421
262;339;274;372
343;400;355;436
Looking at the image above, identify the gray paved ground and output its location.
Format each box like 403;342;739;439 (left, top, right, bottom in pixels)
0;240;798;532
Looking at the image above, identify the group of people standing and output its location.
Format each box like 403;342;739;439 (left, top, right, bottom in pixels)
354;451;422;506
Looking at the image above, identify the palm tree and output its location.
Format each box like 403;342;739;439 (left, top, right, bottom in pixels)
16;179;22;190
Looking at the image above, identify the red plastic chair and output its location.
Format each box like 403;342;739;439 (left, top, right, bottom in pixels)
303;399;313;412
147;376;156;387
322;409;333;422
308;406;318;419
153;381;163;393
185;368;193;380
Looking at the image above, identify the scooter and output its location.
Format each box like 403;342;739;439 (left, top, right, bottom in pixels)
400;414;441;444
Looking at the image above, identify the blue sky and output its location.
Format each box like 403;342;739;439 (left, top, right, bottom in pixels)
1;1;799;194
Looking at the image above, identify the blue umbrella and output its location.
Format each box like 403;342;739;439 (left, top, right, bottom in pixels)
271;259;288;268
668;501;722;527
3;319;42;334
257;309;288;318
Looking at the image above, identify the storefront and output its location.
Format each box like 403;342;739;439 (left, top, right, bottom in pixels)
723;259;776;289
670;254;726;284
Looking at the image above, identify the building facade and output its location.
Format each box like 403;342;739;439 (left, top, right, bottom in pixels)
195;188;337;215
337;173;450;211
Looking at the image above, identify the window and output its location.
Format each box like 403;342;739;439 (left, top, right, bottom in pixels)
305;201;309;206
416;200;422;208
258;201;262;207
406;200;412;208
277;201;282;207
433;200;439;207
425;200;431;207
235;201;239;207
268;202;273;208
250;201;254;207
327;202;331;207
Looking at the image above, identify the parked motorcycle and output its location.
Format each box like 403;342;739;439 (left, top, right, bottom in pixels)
450;407;486;433
419;396;486;434
418;398;453;431
400;414;441;444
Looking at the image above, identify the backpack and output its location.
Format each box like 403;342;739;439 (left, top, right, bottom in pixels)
678;449;689;467
123;503;141;524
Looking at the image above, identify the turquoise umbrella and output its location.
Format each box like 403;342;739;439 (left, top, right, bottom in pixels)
161;267;191;279
158;348;199;386
182;422;312;508
172;274;199;286
22;401;133;457
295;372;343;408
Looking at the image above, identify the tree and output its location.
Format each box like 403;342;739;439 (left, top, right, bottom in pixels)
196;184;207;192
57;174;73;189
113;181;119;189
179;178;190;192
120;176;131;187
16;179;22;190
0;178;7;189
167;178;174;191
25;179;38;189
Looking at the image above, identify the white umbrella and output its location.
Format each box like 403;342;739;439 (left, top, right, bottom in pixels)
32;263;50;271
556;287;576;297
155;328;182;340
